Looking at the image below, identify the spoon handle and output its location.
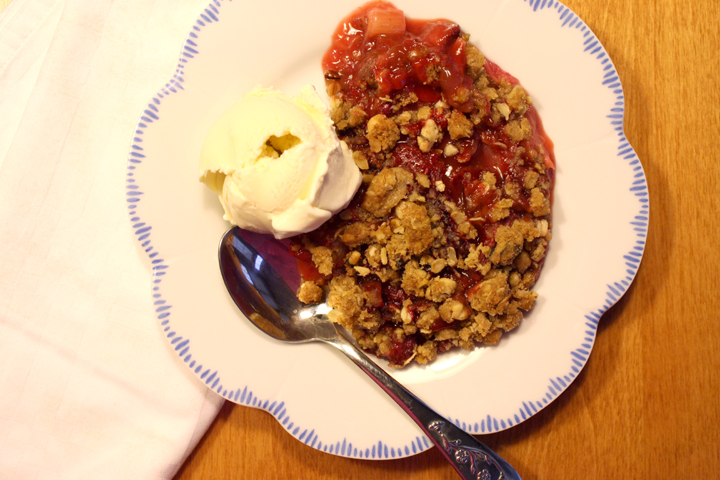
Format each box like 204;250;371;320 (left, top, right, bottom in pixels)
327;336;521;480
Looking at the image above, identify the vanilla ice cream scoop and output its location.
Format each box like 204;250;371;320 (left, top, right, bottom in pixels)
200;86;362;239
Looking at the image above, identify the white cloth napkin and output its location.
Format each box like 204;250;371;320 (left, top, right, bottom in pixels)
0;0;225;478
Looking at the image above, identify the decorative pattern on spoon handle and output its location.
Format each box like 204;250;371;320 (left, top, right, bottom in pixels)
428;420;505;480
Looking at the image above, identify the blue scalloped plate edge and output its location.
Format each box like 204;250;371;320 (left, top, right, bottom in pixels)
125;0;648;459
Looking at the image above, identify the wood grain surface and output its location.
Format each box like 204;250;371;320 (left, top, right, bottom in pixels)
5;0;716;478
171;1;720;479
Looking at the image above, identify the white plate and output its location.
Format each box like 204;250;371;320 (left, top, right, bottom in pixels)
127;0;647;459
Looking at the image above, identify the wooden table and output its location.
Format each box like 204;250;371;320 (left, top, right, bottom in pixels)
5;0;717;478
171;1;720;478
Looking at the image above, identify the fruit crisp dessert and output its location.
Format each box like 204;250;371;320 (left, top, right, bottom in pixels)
292;1;555;367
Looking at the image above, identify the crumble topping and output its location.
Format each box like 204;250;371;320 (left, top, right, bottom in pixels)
292;2;555;367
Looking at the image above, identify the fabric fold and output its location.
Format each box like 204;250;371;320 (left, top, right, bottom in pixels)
0;0;63;164
0;0;224;478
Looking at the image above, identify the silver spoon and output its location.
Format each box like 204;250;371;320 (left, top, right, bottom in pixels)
219;226;522;480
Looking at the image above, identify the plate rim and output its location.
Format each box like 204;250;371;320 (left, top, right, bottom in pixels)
125;0;648;459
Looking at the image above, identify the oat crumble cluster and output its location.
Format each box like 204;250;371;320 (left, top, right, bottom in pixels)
293;2;555;367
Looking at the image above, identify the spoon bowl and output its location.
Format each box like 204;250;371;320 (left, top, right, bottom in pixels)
218;229;336;343
219;226;522;480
